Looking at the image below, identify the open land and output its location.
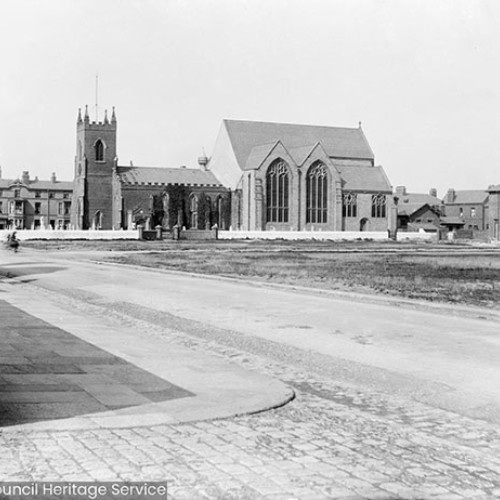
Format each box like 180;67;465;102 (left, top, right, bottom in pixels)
23;239;500;309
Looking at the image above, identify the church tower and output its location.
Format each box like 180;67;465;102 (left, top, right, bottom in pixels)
71;105;117;229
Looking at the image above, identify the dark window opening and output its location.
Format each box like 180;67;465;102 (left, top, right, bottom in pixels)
266;159;290;223
306;162;328;223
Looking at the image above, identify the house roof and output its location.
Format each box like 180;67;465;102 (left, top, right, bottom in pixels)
336;165;392;193
0;178;73;190
224;119;374;168
397;193;441;217
446;190;488;205
116;166;223;186
440;216;465;226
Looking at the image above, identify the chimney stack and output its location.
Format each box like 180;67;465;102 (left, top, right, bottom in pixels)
51;172;57;183
22;171;30;184
446;188;455;203
429;188;437;198
395;186;407;196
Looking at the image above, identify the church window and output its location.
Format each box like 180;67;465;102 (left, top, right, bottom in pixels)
371;194;386;218
189;194;198;229
306;163;328;223
342;193;357;218
217;196;224;229
95;140;104;161
266;159;289;223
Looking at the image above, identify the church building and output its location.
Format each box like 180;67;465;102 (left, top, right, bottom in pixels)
70;107;393;234
208;120;393;231
70;107;230;231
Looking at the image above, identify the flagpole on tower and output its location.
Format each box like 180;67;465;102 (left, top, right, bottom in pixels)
95;74;99;122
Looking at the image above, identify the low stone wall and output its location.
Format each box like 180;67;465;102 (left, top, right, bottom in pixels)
217;230;390;241
0;229;140;241
180;229;217;240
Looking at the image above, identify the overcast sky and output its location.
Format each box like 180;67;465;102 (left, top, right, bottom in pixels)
0;0;499;197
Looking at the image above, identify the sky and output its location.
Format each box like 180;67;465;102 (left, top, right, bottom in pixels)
0;0;499;197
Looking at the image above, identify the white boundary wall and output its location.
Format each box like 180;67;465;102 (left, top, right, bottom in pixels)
218;230;436;242
0;229;140;241
397;231;436;241
218;230;389;241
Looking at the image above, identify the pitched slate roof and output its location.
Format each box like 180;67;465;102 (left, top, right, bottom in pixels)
397;193;441;217
0;178;73;190
440;216;465;226
336;165;392;193
446;190;488;204
224;119;374;168
243;143;278;171
116;166;223;186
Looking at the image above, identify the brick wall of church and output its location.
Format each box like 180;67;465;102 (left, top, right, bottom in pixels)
120;184;230;230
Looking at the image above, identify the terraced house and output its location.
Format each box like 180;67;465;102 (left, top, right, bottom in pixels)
0;168;72;230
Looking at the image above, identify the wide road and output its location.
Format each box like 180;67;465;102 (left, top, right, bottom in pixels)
2;247;500;499
3;247;500;424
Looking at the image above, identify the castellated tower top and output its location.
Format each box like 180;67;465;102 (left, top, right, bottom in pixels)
77;105;117;130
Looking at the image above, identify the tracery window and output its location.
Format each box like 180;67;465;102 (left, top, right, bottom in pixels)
306;163;328;223
342;193;357;218
95;140;104;161
189;194;198;229
371;194;387;218
266;159;289;223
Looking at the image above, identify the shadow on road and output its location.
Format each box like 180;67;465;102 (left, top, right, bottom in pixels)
0;265;66;282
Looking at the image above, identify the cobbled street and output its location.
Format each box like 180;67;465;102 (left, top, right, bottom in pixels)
1;252;500;499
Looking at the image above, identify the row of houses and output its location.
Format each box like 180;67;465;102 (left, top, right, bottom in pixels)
396;185;500;239
0;106;499;240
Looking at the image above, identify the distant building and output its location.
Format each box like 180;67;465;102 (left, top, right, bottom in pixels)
208;119;394;231
0;168;72;230
70;107;230;230
487;184;500;240
395;186;442;232
442;189;489;232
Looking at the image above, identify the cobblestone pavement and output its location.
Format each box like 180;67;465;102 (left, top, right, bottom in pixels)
2;286;500;499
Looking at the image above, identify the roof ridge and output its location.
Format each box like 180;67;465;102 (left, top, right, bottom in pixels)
224;118;360;131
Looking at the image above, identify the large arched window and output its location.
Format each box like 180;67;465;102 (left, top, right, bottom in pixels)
95;140;104;161
266;159;289;223
306;162;328;223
